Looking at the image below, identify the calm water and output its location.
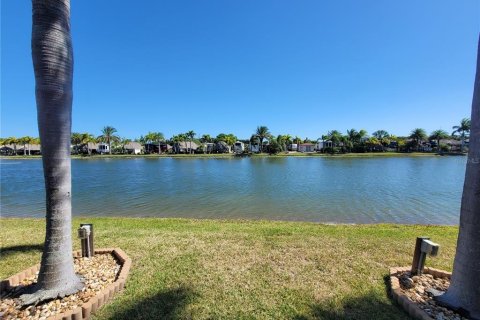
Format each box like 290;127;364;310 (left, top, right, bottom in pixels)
0;157;467;224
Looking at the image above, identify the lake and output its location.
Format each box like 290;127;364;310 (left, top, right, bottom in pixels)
0;156;466;224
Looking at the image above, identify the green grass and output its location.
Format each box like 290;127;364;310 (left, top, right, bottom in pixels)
0;218;458;319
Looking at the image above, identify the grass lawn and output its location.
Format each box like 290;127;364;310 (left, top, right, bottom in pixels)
1;218;458;319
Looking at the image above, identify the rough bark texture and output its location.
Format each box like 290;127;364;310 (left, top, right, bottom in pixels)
437;36;480;319
20;0;83;305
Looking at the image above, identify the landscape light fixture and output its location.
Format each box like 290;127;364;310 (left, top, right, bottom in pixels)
78;223;94;258
411;236;439;275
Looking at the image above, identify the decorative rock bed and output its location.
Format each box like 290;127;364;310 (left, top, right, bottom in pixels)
0;248;131;320
389;267;469;320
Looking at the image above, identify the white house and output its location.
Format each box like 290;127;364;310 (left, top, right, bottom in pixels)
298;143;315;153
233;141;245;153
289;143;298;151
125;142;143;154
317;140;333;151
97;143;110;154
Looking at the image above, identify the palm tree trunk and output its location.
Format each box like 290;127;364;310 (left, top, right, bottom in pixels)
21;0;82;305
436;37;480;319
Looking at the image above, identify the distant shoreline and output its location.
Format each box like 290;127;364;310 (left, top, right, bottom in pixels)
0;152;467;160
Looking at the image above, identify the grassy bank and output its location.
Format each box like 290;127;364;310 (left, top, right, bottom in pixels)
1;218;458;319
1;152;450;160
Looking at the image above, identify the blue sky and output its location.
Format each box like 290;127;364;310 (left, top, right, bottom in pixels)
2;1;479;140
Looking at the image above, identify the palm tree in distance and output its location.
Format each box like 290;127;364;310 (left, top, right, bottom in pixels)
452;118;471;152
373;130;390;151
71;132;82;154
327;130;342;147
79;133;95;155
255;126;270;153
19;136;33;155
119;137;131;154
200;134;212;143
5;137;18;155
145;132;164;154
186;130;196;154
409;128;427;150
429;129;449;153
347;129;359;144
199;134;212;153
98;126;119;154
436;36;480;319
20;0;83;305
372;130;388;138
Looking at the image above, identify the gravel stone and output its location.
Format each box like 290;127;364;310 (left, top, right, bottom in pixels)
0;253;121;320
395;271;470;320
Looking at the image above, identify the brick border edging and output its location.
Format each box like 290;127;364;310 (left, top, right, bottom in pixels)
0;248;131;320
389;266;452;320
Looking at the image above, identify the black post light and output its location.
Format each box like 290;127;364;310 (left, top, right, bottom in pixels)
78;223;94;258
411;236;439;275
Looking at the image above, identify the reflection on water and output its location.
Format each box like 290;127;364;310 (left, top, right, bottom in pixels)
0;156;466;224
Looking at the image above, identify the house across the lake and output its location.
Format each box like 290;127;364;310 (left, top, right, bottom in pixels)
18;144;41;155
233;141;245;153
125;142;143;154
174;141;199;153
0;144;16;155
298;143;315;153
97;143;110;154
317;141;333;151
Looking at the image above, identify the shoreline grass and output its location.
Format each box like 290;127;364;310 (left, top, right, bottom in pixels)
1;218;458;319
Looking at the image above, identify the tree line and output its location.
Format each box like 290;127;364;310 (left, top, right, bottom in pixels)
0;118;471;155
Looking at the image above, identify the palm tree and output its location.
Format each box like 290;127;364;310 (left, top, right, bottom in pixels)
429;129;449;152
147;132;164;154
5;137;19;155
20;0;82;305
373;130;390;151
409;128;427;150
79;133;95;155
293;136;302;145
200;134;212;143
358;129;368;141
98;126;119;154
327;130;342;147
372;130;389;140
347;129;359;144
26;136;36;155
171;134;186;153
452;118;471;152
255;126;270;153
18;136;30;155
186;130;196;154
366;137;381;151
216;133;237;151
436;37;480;319
116;137;130;154
71;132;82;154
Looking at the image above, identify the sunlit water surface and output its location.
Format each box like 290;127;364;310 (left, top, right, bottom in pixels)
0;157;466;224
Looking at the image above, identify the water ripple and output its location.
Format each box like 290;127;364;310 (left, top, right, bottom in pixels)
0;157;466;224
